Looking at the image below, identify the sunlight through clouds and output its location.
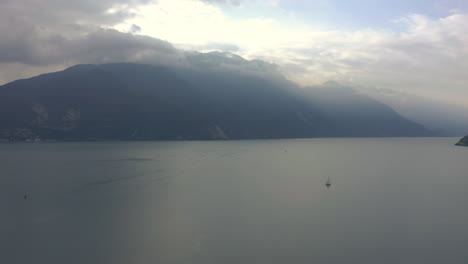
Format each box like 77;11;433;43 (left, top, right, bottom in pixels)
113;1;468;105
0;0;467;106
114;0;289;48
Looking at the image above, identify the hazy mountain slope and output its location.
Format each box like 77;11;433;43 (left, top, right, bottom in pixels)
0;63;327;140
362;88;468;136
302;82;433;137
0;54;433;141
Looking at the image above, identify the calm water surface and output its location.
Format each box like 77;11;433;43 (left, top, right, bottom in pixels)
1;138;467;264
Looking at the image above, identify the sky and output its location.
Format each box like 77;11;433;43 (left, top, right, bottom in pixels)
1;0;467;106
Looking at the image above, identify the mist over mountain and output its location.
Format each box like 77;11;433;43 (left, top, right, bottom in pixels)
361;87;468;136
0;52;433;141
302;81;433;137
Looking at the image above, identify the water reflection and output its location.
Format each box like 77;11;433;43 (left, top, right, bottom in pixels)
1;138;467;264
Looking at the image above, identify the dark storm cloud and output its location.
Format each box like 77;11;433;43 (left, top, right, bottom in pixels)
0;0;192;83
0;0;158;66
68;29;183;66
0;19;180;67
0;0;151;27
0;0;277;84
0;17;66;65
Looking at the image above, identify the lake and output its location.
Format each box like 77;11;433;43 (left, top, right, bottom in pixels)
1;138;467;264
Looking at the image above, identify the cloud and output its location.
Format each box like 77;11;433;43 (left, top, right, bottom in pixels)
196;0;280;6
198;0;241;5
0;0;467;106
0;20;181;67
0;0;150;28
279;13;468;102
0;0;179;82
133;1;465;104
0;24;187;84
178;42;241;52
129;24;142;34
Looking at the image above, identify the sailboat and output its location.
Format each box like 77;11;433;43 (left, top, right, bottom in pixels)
325;177;331;188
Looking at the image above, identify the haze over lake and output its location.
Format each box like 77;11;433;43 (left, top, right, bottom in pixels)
2;138;467;264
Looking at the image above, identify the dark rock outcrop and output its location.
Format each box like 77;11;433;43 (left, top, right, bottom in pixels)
455;135;468;146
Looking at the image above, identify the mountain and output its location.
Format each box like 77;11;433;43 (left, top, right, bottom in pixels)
361;87;468;136
301;82;434;137
0;53;433;141
455;135;468;146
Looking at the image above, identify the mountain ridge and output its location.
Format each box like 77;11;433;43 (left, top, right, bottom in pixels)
0;60;434;141
456;135;468;146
